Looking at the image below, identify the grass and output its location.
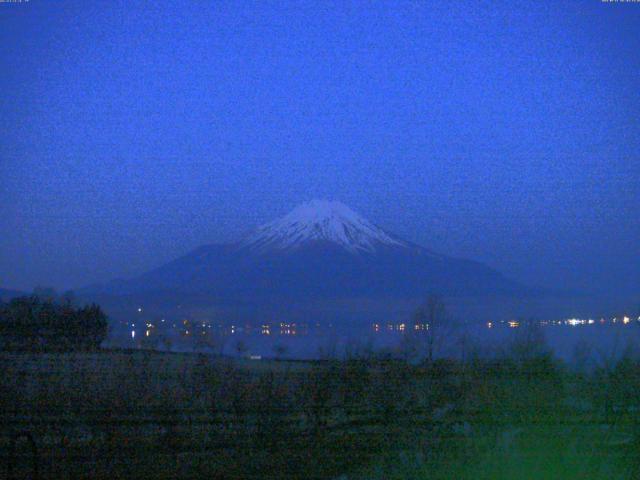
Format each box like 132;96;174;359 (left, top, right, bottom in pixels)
1;349;639;479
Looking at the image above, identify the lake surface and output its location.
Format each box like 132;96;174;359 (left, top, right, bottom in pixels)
230;323;640;363
110;321;640;365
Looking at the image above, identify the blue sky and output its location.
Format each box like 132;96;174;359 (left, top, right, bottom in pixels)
1;0;639;297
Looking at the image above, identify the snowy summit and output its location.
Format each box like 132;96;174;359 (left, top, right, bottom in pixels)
239;199;408;253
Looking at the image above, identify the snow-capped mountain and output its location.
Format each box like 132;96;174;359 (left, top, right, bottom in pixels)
87;200;527;322
239;200;408;254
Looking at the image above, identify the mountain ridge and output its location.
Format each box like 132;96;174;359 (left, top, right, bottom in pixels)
86;200;527;306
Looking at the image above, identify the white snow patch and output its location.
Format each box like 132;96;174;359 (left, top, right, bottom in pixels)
239;199;408;253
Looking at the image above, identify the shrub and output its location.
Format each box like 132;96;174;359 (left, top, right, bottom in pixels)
0;296;108;352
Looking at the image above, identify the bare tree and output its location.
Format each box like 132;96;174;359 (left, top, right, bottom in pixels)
191;325;228;356
273;343;289;360
159;334;173;352
234;339;249;358
412;294;450;363
508;318;549;362
317;333;338;360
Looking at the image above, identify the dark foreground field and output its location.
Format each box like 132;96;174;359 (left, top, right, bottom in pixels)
1;349;640;479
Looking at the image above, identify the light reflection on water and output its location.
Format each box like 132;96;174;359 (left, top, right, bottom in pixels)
112;322;640;364
231;324;640;363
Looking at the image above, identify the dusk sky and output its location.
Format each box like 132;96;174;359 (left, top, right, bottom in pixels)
1;0;639;296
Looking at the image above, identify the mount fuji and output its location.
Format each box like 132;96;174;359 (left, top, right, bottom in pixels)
239;200;409;254
89;200;526;316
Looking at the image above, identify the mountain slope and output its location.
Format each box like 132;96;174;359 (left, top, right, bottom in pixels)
92;200;525;303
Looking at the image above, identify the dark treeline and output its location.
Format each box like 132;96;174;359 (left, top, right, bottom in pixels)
0;296;108;352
